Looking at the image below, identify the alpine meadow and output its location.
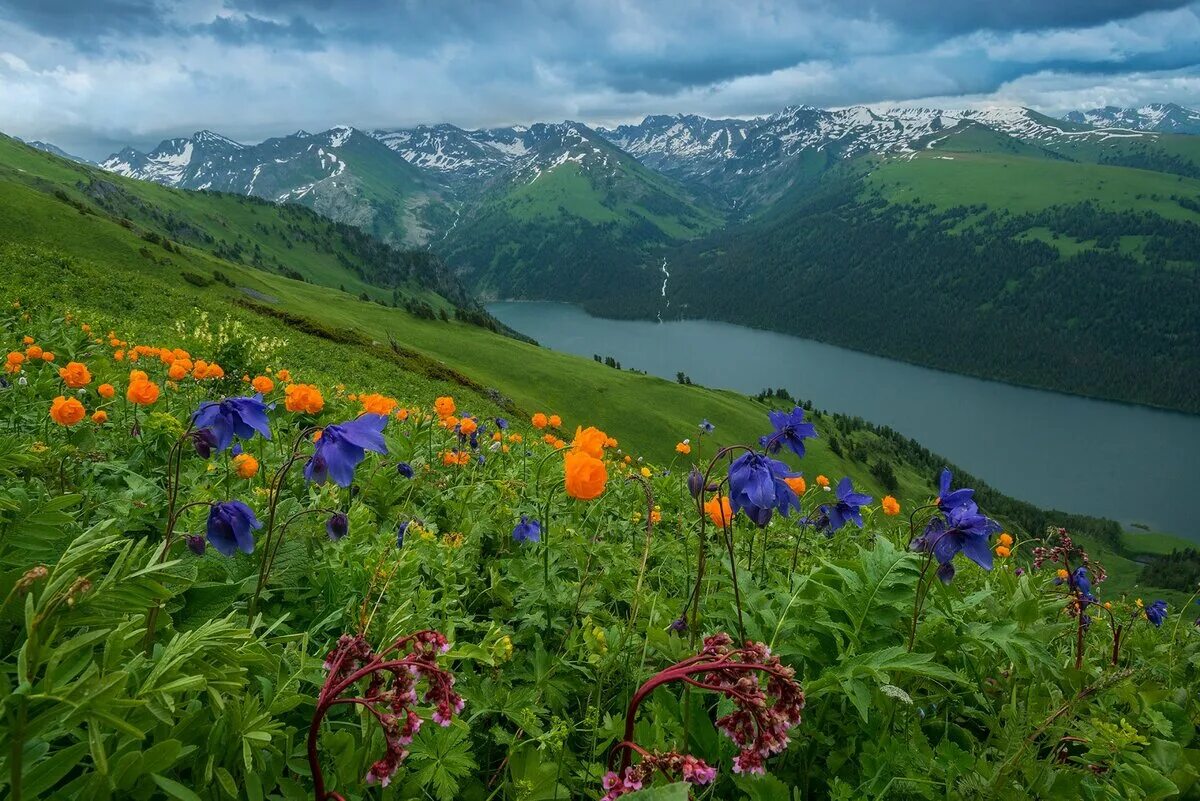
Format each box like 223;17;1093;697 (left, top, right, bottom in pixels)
1;2;1199;800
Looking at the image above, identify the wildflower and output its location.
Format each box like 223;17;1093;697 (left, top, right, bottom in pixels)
91;410;108;425
912;503;999;584
935;468;975;514
360;393;398;416
704;495;734;528
113;349;125;361
397;462;414;479
205;500;263;556
816;475;830;488
126;379;160;406
191;395;272;452
531;412;548;429
167;363;187;381
96;383;115;399
1071;566;1095;601
512;515;541;543
185;534;206;555
276;369;291;382
40;351;55;362
326;512;349;541
58;361;92;388
572;426;607;459
548;414;562;428
284;383;324;414
784;475;807;496
21;336;32;345
564;450;607;500
668;617;688;634
761;406;817;458
823;478;872;532
1144;600;1168;627
640;466;652;478
434;396;456;418
727;452;801;527
495;417;509;430
675;441;691;454
305;414;388;487
25;345;42;359
50;395;86;426
5;351;24;373
650;509;662;524
995;545;1011;558
882;495;901;516
687;467;710;499
699;419;714;434
998;532;1013;547
458;416;478;436
233;453;260;479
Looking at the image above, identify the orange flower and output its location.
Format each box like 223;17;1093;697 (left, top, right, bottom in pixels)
459;417;478;435
675;441;691;454
168;363;188;381
1056;569;1069;580
563;450;607;500
205;363;225;380
360;393;398;416
25;345;43;359
275;369;291;382
531;412;548;429
542;433;558;446
126;379;160;406
58;361;93;388
284;383;325;414
113;349;125;361
129;369;148;382
233;453;260;479
97;383;115;399
605;437;618;449
49;395;86;426
650;509;663;524
5;351;24;373
507;433;523;444
91;409;108;425
22;335;33;345
704;495;733;528
816;475;830;488
994;545;1011;559
251;375;275;394
882;496;901;516
998;532;1014;547
552;438;566;450
548;414;562;428
434;396;456;418
40;351;55;362
571;426;607;459
784;475;807;496
395;408;410;421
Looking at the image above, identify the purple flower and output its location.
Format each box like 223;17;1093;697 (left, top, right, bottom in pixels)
727;452;801;528
185;534;206;556
823;477;873;532
913;503;998;582
512;515;541;543
206;500;262;557
668;617;688;633
397;520;410;548
326;512;349;541
305;414;389;487
935;468;975;515
191;428;218;458
760;406;817;459
397;462;414;479
1145;600;1168;627
495;417;509;430
687;467;706;499
191;395;272;453
699;419;714;434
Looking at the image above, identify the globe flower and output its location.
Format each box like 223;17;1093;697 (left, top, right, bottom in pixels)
823;478;872;532
360;393;398;416
91;410;108;425
564;450;607;500
994;545;1011;558
206;500;263;557
882;496;901;516
511;515;541;543
58;361;92;388
284;383;325;414
251;375;275;394
458;416;478;436
572;426;607;459
784;475;807;496
49;395;86;427
998;532;1013;547
25;345;42;359
548;414;562;428
675;441;691;454
167;363;187;381
4;352;23;373
233;453;260;479
531;412;548;429
935;468;975;515
40;352;55;362
727;452;801;527
191;395;272;453
126;378;160;406
1144;599;1168;627
276;369;291;382
434;396;456;418
761;406;817;458
704;495;733;528
326;513;349;541
304;414;389;487
816;475;829;488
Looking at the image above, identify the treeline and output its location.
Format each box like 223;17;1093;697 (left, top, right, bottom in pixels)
1139;549;1200;592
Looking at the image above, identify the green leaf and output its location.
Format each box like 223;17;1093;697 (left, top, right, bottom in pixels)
621;782;690;800
21;742;90;797
151;773;204;801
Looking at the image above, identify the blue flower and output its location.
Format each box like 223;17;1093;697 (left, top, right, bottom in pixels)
825;477;873;532
760;406;817;459
935;468;975;515
727;452;801;528
1145;599;1168;627
397;520;410;548
1072;566;1095;601
206;500;262;557
913;502;998;582
512;515;541;543
687;466;706;499
668;617;687;633
698;419;714;434
326;512;349;541
191;395;272;453
191;428;219;458
305;414;389;487
397;462;414;479
495;417;509;430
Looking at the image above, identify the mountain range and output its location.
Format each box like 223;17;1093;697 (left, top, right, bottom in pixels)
67;101;1200;413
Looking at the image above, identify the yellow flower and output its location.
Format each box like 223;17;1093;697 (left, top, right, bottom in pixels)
639;466;652;478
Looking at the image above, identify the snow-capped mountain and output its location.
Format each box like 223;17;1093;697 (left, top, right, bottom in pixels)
1063;103;1200;135
23;139;94;165
598;114;752;177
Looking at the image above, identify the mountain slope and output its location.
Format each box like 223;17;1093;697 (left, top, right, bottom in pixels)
1065;103;1200;135
101;127;450;245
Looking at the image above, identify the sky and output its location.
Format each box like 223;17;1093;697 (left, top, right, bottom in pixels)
1;0;1199;160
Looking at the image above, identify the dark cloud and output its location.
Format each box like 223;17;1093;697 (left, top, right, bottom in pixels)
838;0;1194;34
198;14;325;47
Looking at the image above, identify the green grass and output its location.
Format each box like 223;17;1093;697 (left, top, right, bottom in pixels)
1122;529;1197;557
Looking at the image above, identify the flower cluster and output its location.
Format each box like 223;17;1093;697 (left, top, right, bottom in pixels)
911;469;999;583
601;751;717;801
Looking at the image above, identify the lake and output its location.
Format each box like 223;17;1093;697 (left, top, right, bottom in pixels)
488;301;1200;542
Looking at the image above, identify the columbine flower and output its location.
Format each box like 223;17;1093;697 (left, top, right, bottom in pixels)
326;512;349;541
1144;599;1168;627
305;414;389;487
687;466;707;499
511;515;541;543
185;534;206;555
727;452;801;527
823;477;872;532
495;417;509;430
912;502;998;584
191;394;272;452
935;468;974;514
760;406;817;458
206;500;263;556
397;462;414;479
698;419;714;434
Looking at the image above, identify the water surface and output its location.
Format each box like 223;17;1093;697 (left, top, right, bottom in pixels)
489;301;1200;542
